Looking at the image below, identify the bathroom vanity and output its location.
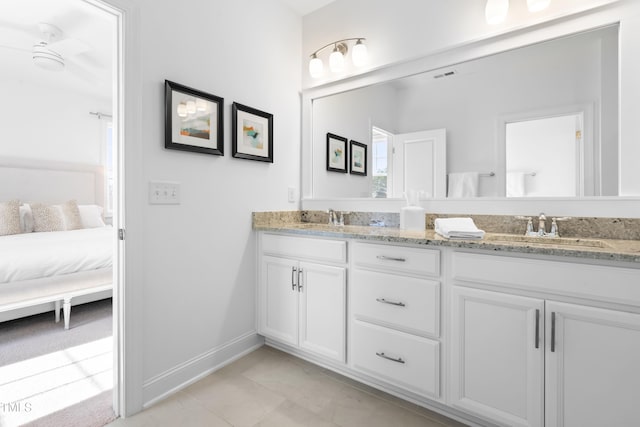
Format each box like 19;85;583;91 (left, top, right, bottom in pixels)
254;214;640;427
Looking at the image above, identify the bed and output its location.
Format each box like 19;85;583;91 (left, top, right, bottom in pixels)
0;157;113;329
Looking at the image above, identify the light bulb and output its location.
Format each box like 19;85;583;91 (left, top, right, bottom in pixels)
196;99;207;112
186;100;196;115
527;0;550;12
177;103;187;118
329;46;344;73
309;54;323;78
485;0;509;25
352;39;368;67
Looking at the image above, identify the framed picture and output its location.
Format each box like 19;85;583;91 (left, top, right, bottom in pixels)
232;102;273;162
165;80;224;155
350;140;367;176
326;133;347;173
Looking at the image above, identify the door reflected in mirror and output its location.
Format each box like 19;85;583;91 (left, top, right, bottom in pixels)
506;112;582;197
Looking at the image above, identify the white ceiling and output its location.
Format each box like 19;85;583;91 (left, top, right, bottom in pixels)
0;0;114;102
0;0;332;103
278;0;336;16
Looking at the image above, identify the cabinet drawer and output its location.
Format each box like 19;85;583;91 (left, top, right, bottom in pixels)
352;242;440;277
452;251;640;307
262;233;346;264
351;320;440;399
352;269;440;337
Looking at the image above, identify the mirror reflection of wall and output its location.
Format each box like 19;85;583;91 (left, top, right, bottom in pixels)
311;24;619;199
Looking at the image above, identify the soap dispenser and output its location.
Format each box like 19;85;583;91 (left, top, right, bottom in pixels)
400;189;426;231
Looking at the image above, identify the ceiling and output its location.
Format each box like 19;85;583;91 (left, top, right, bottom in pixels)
278;0;336;16
0;0;333;103
0;0;114;102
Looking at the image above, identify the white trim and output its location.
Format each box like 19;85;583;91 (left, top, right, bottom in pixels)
142;332;263;408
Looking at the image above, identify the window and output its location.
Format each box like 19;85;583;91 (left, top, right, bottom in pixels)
371;127;393;198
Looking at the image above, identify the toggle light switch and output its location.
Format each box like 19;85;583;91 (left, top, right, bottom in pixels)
149;181;180;204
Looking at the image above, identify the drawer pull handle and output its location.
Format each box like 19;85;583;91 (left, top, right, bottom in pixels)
376;352;405;364
376;255;406;262
291;267;297;291
376;298;406;307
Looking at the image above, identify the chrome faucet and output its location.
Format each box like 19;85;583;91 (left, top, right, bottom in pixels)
327;209;335;225
548;217;571;237
537;213;546;236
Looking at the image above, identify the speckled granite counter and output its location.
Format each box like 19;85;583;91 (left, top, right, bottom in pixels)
253;212;640;264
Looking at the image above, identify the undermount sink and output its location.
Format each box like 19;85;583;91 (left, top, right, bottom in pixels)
485;233;611;249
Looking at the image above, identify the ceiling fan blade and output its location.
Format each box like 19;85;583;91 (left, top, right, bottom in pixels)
48;37;90;56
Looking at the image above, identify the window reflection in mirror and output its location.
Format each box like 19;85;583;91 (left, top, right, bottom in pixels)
372;127;392;198
505;113;582;197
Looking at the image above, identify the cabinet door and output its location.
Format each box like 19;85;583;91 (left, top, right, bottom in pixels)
451;286;544;427
259;255;299;346
298;261;346;362
545;302;640;427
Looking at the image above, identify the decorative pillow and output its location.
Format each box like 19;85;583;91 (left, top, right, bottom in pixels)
0;199;21;236
78;204;106;228
31;203;65;232
58;200;83;230
19;204;34;233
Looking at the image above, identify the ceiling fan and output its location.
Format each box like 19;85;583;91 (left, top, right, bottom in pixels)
31;22;89;71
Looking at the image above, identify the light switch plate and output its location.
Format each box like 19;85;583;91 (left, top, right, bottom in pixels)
288;186;297;203
149;181;180;204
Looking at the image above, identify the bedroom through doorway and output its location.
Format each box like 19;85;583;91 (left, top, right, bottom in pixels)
0;0;123;425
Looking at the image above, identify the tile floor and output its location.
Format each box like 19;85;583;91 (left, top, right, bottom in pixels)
107;346;468;427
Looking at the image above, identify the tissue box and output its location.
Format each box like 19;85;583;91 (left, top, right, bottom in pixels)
400;206;425;231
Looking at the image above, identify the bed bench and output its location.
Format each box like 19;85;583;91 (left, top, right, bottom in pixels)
0;269;112;329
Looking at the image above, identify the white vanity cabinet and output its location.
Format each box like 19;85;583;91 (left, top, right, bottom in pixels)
450;251;640;427
350;241;442;400
259;233;347;363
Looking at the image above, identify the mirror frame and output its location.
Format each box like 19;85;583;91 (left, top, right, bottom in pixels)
301;2;640;217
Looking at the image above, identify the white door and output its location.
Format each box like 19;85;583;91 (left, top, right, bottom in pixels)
450;286;544;427
298;262;346;362
391;128;446;198
545;301;640;427
259;256;299;346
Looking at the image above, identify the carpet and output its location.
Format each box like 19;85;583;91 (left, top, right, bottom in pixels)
0;299;115;427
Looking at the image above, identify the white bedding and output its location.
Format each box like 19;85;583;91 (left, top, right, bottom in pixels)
0;227;113;284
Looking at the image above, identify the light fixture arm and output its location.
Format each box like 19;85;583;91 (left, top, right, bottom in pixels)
310;37;366;58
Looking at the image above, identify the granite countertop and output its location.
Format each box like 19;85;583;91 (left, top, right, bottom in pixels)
253;221;640;264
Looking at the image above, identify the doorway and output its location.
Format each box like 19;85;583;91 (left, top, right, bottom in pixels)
0;0;125;423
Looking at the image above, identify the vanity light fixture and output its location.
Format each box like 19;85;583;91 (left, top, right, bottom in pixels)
485;0;551;25
308;38;367;78
485;0;509;25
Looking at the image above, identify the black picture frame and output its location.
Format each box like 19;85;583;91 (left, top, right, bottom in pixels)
350;140;367;176
326;133;348;173
232;102;274;162
164;80;224;156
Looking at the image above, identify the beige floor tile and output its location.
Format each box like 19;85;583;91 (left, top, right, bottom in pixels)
254;400;339;427
142;390;231;427
108;346;468;427
182;372;286;427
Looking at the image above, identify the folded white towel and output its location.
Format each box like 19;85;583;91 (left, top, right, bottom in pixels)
434;217;485;240
447;172;479;198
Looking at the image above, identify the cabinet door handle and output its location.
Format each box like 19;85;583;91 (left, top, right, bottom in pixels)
376;255;406;262
551;311;556;352
376;352;405;364
376;298;406;307
297;268;303;292
535;309;540;349
291;267;297;291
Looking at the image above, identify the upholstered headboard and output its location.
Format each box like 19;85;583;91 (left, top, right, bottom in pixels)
0;157;105;206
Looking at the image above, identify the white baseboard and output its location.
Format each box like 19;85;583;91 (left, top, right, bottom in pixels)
142;331;264;408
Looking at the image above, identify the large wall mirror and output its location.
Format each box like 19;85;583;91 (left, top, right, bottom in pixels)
310;24;620;200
